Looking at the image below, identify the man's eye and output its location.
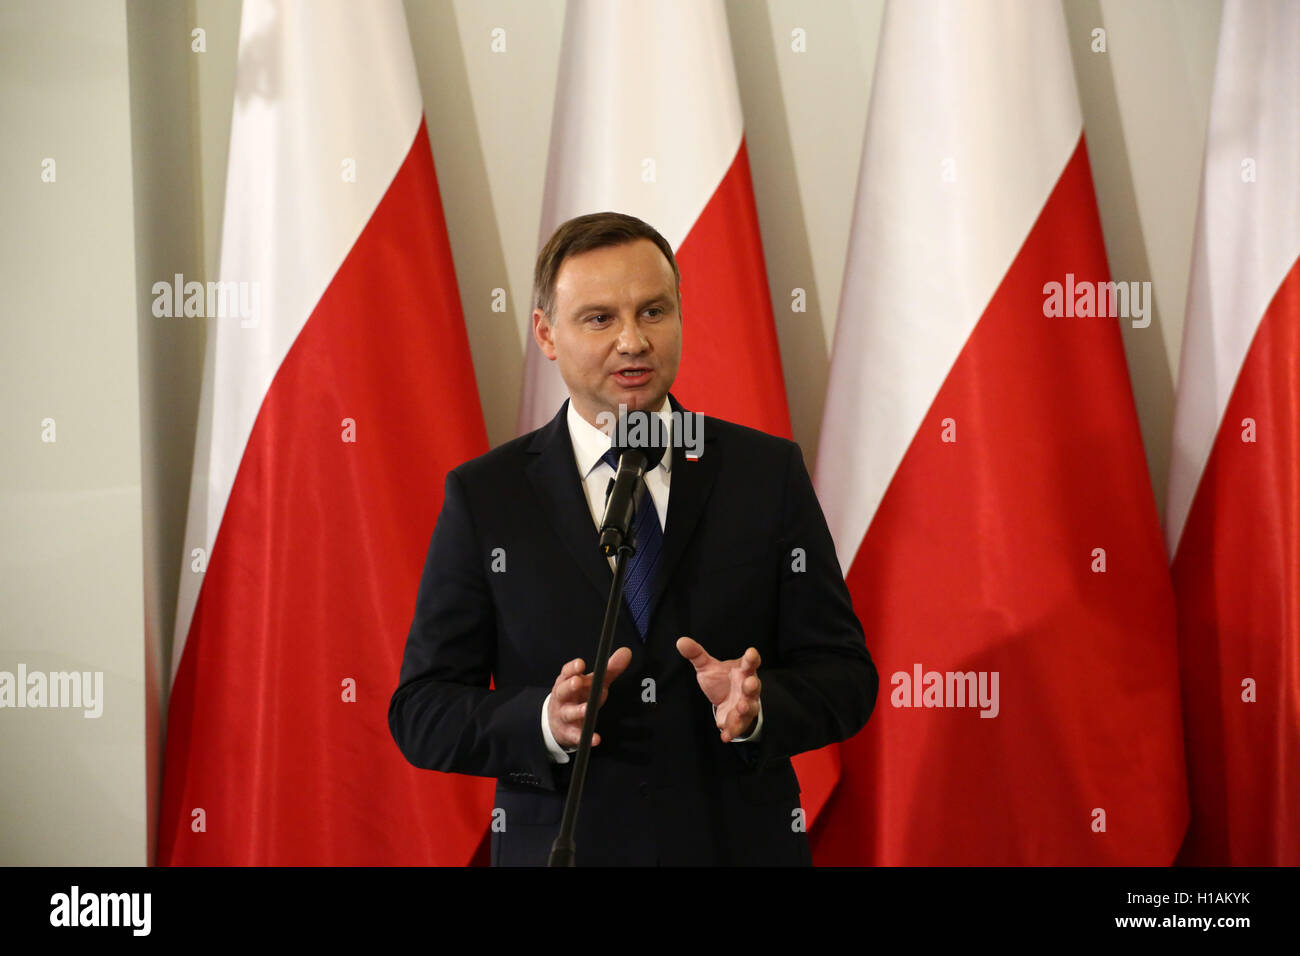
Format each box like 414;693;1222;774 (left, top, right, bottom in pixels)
589;314;609;323
645;308;662;317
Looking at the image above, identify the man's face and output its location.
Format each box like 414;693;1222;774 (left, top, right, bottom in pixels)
532;239;682;429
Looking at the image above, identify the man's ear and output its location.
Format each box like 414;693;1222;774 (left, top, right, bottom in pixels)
532;308;558;360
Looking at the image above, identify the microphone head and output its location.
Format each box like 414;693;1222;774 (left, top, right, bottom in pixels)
610;408;668;470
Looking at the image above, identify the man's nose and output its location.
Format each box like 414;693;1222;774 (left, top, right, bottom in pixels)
614;314;650;353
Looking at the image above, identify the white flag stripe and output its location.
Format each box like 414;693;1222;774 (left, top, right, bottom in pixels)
1165;0;1300;557
519;0;744;432
815;0;1082;573
172;0;424;676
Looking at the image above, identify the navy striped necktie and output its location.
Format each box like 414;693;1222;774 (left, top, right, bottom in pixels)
601;448;663;640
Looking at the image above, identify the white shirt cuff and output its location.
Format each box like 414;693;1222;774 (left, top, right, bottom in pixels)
541;691;577;763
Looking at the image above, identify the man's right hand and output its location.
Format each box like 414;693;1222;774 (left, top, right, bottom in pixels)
547;647;633;749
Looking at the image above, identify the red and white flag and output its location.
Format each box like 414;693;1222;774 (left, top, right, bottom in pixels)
157;0;492;865
811;0;1186;864
517;0;845;821
1167;0;1300;866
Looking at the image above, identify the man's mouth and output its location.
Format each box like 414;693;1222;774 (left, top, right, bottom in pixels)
613;367;653;385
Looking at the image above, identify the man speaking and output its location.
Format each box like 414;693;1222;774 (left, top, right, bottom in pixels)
388;211;877;865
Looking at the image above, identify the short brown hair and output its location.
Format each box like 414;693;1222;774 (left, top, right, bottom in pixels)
532;211;681;321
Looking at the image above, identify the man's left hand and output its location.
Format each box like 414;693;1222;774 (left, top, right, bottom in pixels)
676;637;761;742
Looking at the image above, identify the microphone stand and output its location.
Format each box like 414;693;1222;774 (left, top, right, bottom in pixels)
547;496;640;867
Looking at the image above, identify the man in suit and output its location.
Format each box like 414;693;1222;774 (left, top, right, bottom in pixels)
388;211;877;865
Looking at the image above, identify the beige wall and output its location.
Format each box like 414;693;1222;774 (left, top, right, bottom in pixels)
0;0;148;864
0;0;1222;864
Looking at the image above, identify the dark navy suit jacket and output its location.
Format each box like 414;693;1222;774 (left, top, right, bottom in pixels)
388;393;877;865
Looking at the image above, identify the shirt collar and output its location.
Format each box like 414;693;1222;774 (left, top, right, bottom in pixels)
567;396;674;479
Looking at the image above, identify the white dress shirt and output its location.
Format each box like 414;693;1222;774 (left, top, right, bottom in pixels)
540;397;763;762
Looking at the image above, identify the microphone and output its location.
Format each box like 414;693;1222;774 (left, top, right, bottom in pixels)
598;410;668;555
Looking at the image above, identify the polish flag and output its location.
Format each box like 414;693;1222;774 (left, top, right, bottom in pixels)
811;0;1187;864
1167;0;1300;866
157;0;492;865
517;0;844;821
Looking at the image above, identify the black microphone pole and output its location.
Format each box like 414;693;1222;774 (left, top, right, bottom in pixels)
547;529;635;867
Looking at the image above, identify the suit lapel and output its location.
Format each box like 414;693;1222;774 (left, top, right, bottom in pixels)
648;394;719;627
525;399;614;603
